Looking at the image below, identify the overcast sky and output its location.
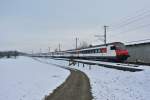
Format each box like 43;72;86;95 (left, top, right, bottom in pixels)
0;0;150;52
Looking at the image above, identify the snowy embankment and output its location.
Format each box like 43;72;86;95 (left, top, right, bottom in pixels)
0;57;70;100
38;58;150;100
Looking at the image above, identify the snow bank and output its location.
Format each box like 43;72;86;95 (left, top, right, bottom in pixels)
39;58;150;100
0;57;70;100
76;65;150;100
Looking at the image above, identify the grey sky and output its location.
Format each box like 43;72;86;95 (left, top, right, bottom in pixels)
0;0;150;52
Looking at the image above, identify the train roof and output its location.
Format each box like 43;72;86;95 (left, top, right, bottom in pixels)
126;42;150;47
65;42;124;52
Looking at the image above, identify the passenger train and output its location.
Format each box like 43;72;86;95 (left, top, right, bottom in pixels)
52;42;129;62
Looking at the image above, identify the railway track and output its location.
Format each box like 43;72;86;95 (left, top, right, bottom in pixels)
50;58;143;72
31;55;144;72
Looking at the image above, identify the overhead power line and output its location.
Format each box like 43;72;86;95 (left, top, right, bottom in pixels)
110;9;150;31
106;8;150;43
116;23;150;35
112;8;150;26
112;13;150;31
108;21;150;38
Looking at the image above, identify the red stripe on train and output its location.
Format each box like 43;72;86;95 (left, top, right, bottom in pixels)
115;50;129;56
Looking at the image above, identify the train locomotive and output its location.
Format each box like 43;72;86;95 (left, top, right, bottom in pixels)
52;42;129;62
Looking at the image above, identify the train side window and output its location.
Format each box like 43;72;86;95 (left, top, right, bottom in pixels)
87;50;89;54
97;49;99;53
92;50;94;53
82;51;84;54
90;50;92;54
93;49;95;53
95;49;97;53
95;49;98;53
110;46;116;50
91;50;93;54
99;49;101;53
98;49;100;53
96;49;98;53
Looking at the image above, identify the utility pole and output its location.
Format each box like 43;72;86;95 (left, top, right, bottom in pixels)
58;43;61;51
94;25;108;45
39;48;42;55
48;47;50;53
40;48;42;53
104;25;108;45
31;50;33;54
76;37;78;49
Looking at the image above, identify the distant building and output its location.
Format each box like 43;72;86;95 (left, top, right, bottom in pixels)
126;42;150;64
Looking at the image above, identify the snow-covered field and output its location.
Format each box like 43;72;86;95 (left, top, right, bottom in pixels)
0;57;70;100
1;56;150;100
77;65;150;100
38;58;150;100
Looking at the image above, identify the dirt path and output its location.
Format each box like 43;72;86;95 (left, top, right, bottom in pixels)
45;69;93;100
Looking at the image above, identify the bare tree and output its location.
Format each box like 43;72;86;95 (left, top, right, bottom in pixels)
78;41;89;49
55;48;58;52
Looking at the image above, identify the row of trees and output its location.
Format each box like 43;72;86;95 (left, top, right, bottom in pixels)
0;51;19;58
78;41;92;49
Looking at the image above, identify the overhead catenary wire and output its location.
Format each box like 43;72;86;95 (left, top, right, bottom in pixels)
110;8;149;27
107;8;150;39
111;13;150;31
109;8;150;33
110;23;150;38
96;8;150;44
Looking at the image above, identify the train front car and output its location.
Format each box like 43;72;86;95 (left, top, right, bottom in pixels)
112;42;129;62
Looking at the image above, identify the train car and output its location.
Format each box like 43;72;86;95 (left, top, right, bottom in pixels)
52;42;129;62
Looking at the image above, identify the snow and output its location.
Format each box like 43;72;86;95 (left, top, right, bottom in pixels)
38;58;150;100
0;56;70;100
1;56;150;100
78;66;150;100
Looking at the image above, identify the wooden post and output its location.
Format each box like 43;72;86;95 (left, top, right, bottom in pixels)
89;65;91;70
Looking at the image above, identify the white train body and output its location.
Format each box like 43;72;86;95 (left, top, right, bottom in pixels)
51;42;129;61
